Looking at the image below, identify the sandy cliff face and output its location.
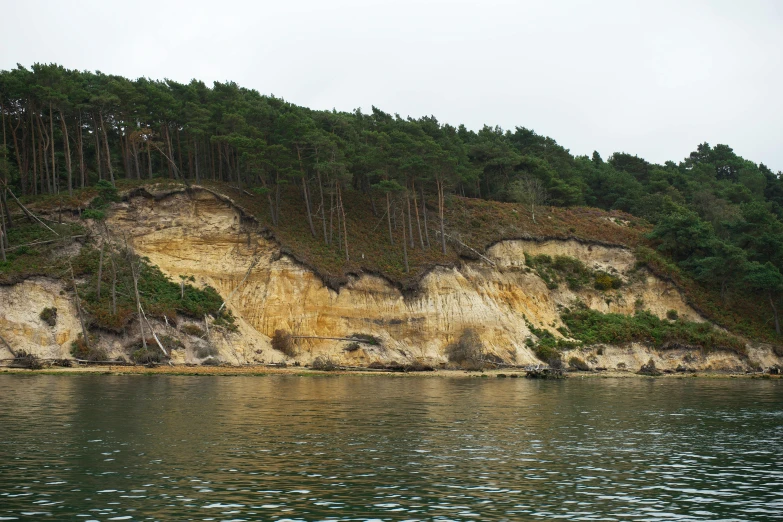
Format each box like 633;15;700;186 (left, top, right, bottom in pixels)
0;278;81;359
2;189;776;371
102;189;749;370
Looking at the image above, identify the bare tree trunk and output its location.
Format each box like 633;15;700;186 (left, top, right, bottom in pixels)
129;247;147;349
406;189;415;249
31;109;37;195
49;104;57;194
770;291;781;335
147;138;153;179
0;196;6;262
329;183;334;245
93;114;102;181
110;253;117;315
437;179;447;255
421;185;430;248
412;180;425;249
59;111;72;196
317;171;327;243
386;192;394;245
69;263;90;348
97;242;104;300
194;140;199;182
131;139;140;179
296;147;316;237
100;112;114;185
77;112;85;188
338;183;349;261
401;201;409;273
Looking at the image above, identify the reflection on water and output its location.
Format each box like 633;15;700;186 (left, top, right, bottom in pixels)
0;375;781;521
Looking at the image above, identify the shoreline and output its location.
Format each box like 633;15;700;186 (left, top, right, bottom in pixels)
1;365;779;379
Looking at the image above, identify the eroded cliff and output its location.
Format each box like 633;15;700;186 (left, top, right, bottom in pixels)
1;188;779;372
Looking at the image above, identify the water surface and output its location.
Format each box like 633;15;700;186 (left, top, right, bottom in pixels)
0;375;781;521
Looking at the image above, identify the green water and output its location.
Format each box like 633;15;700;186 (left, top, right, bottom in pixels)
0;375;781;521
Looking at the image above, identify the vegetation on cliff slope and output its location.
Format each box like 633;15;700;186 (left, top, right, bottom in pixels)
1;63;782;348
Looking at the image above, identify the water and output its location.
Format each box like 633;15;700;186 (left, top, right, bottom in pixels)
0;375;781;521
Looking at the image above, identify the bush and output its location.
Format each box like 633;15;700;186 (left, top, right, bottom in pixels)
773;345;783;357
349;333;381;346
132;348;163;365
181;324;205;337
568;356;591;371
666;309;679;320
70;336;108;361
344;342;361;352
446;328;486;370
594;272;622;291
195;344;218;358
311;356;339;371
271;329;296;357
212;310;238;332
13;350;43;369
638;358;662;376
535;344;562;367
561;308;746;356
39;307;58;327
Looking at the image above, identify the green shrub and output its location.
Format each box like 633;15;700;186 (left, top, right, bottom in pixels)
561;307;746;356
666;309;679;320
39;307;57;327
594;272;622;291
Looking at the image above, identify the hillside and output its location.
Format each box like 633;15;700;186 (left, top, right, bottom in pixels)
1;63;783;372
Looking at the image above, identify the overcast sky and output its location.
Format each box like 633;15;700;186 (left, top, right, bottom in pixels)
2;0;781;170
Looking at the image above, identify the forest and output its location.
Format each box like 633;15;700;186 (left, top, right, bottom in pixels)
1;63;783;338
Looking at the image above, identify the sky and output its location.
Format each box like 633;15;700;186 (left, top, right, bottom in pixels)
2;0;781;170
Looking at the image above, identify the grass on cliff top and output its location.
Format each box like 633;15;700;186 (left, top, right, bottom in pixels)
200;182;647;289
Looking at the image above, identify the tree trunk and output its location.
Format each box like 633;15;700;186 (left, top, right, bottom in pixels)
70;263;90;348
421;185;430;248
30;109;37;195
295;146;316;237
59;111;73;196
77;112;85;188
401;201;409;273
49;104;57;194
412;180;425;249
100;112;114;185
329;184;335;246
93;114;102;181
131;138;140;179
194;140;199;182
338;183;349;261
317;171;328;244
406;189;415;249
437;179;447;255
147;138;153;179
0;196;6;262
386;192;394;245
97;242;104;300
769;290;781;335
